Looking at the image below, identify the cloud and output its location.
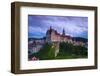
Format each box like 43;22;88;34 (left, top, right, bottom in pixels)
28;15;88;38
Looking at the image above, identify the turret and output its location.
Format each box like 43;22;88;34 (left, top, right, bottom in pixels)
50;26;52;30
62;28;65;36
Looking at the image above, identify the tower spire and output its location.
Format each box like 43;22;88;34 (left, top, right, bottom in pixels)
62;28;65;35
50;26;52;30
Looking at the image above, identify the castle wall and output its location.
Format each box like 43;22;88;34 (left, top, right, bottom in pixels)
51;31;61;42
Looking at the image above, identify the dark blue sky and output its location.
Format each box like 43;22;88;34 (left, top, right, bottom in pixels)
28;15;88;39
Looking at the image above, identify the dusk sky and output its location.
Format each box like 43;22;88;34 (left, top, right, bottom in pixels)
28;15;88;39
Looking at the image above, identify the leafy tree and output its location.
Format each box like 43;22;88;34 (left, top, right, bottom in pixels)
30;43;56;60
59;42;87;58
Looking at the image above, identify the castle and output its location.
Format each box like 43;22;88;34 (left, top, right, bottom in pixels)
45;26;87;47
46;26;72;43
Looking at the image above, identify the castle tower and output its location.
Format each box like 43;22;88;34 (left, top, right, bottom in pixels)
50;26;52;30
62;28;65;36
46;26;52;43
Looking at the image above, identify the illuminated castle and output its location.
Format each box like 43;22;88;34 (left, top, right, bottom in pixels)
46;26;72;43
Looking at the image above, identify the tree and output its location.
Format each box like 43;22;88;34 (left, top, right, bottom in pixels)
31;43;56;60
